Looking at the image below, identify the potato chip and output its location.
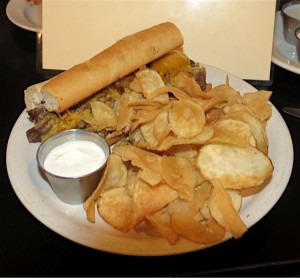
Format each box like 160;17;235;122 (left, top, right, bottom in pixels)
97;187;133;232
130;106;165;132
135;68;169;102
140;108;171;148
113;144;162;185
129;127;149;148
98;153;128;193
105;130;125;146
200;200;212;221
165;144;198;159
84;153;127;223
170;213;225;245
168;182;211;218
209;118;255;147
140;120;157;147
227;189;242;212
207;84;241;107
169;99;205;138
242;90;272;122
197;143;274;189
161;155;197;200
146;208;179;245
126;166;139;197
201;98;225;113
209;179;247;238
156;126;214;151
115;92;134;132
223;110;269;154
128;99;164;109
153;108;171;144
172;72;211;99
223;103;254;116
129;76;143;93
91;101;117;130
131;178;178;227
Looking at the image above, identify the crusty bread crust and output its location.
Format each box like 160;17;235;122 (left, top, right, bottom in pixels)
26;22;183;113
24;80;49;111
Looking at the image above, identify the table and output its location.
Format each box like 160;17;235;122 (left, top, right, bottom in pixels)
1;0;300;276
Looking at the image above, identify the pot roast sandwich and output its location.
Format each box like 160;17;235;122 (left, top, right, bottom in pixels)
24;22;209;144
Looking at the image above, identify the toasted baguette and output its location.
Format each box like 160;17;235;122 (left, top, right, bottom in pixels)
24;22;183;113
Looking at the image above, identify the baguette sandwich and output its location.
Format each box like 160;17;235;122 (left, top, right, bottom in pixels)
25;22;209;143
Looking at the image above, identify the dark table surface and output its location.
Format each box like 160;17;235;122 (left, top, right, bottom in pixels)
1;0;300;276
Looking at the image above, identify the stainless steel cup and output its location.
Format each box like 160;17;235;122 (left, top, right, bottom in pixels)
296;27;300;62
281;0;300;45
281;1;300;45
37;129;110;205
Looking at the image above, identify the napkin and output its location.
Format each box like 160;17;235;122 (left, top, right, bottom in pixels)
41;0;276;80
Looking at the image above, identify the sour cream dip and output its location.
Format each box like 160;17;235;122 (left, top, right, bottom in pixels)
44;140;106;177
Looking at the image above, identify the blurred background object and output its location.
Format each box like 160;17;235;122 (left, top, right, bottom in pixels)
281;0;300;45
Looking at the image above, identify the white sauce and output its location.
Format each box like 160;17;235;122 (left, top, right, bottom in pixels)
44;140;106;177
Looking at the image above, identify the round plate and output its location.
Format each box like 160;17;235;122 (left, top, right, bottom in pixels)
6;64;293;256
272;11;300;74
6;0;42;32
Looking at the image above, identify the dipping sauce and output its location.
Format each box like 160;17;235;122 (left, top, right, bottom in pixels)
44;140;106;177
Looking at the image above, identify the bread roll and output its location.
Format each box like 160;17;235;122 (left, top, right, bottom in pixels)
25;22;183;113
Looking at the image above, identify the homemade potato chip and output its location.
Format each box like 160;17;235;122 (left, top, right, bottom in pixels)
135;68;169;102
156;126;214;151
146;208;179;245
209;118;255;147
168;182;212;218
170;212;225;245
115;92;134;132
169;99;205;138
152;108;171;144
172;72;211;99
91;101;117;130
165;144;198;159
209;179;247;238
242;90;272;122
131;178;178;227
97;187;133;232
227;189;242;212
161;155;196;200
113;144;162;185
139;108;171;147
197;143;273;189
84;153;127;223
207;84;241;107
223;110;269;154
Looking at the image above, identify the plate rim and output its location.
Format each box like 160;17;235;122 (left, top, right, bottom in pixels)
272;11;300;74
6;64;294;256
6;0;42;32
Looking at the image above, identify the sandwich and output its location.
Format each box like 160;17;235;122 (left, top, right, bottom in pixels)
24;22;209;143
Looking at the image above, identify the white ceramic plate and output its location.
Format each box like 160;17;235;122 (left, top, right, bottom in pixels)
272;11;300;74
6;65;293;256
6;0;42;32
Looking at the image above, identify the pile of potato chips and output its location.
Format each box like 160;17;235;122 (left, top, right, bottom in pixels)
83;52;274;246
